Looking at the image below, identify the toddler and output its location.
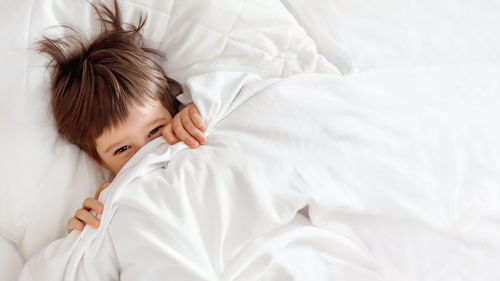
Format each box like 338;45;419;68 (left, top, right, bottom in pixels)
36;0;205;233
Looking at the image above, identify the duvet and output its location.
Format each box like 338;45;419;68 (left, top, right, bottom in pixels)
19;68;500;281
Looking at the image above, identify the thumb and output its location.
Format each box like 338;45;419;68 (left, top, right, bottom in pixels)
95;182;111;200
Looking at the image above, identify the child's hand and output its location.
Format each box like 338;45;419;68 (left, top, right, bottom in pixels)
163;104;207;148
67;183;110;233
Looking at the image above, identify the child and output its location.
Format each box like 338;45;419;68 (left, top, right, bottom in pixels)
36;0;205;233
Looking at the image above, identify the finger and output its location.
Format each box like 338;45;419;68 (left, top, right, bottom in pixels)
188;105;206;132
82;197;104;214
94;182;110;200
181;111;207;145
67;218;85;233
172;115;199;148
162;123;180;145
75;209;100;228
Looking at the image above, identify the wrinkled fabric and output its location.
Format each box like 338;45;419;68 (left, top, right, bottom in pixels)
20;68;500;280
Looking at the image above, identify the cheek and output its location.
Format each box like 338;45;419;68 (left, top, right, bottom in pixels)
97;154;121;174
110;153;138;174
97;155;113;172
109;158;126;174
97;146;141;174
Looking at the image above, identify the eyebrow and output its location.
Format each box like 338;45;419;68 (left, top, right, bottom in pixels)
103;117;167;154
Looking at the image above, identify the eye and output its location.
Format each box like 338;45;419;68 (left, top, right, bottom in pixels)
148;125;164;138
114;145;130;155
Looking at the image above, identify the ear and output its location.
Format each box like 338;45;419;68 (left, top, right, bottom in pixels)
167;77;183;97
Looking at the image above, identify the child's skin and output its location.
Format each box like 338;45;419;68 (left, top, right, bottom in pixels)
67;101;207;233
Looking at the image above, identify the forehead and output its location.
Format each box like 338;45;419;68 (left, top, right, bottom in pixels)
95;99;169;144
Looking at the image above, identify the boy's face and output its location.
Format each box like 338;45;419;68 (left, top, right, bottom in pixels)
95;99;173;174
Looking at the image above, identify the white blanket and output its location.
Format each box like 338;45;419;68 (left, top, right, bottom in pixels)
19;68;500;280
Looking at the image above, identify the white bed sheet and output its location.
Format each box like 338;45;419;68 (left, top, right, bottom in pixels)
0;235;24;281
281;0;500;74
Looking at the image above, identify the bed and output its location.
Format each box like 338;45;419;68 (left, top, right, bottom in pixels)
1;0;499;280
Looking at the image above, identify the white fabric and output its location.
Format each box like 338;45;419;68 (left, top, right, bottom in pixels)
3;0;500;279
281;0;500;74
20;69;500;280
0;0;336;262
0;235;24;281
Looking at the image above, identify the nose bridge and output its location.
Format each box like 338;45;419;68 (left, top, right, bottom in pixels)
130;131;149;150
133;130;162;151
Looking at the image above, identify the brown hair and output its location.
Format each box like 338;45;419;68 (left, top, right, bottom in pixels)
36;0;180;162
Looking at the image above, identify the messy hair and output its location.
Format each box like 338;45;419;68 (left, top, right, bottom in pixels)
36;0;180;162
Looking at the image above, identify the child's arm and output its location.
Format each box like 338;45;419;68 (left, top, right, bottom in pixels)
67;183;110;233
163;104;207;148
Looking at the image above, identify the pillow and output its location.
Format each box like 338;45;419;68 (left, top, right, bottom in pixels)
122;0;339;81
0;0;338;259
281;0;500;73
